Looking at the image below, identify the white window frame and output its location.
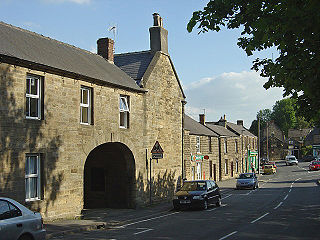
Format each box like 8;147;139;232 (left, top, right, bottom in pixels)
119;95;130;128
25;154;41;201
225;160;228;175
26;75;41;120
80;86;92;125
196;136;201;153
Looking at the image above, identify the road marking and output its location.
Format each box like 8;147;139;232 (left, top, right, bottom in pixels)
222;194;232;200
289;189;292;193
283;194;289;201
274;202;283;209
118;212;179;228
251;212;270;223
206;204;227;212
133;228;153;235
218;231;238;240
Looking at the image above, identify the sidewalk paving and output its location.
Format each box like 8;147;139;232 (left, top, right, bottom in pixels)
44;176;259;239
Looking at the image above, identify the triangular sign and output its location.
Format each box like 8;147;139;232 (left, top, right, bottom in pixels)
151;141;164;153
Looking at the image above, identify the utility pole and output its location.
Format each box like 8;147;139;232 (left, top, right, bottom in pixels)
258;117;260;174
266;122;269;160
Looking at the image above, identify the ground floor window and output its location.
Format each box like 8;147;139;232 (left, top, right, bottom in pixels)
225;160;228;175
25;154;41;201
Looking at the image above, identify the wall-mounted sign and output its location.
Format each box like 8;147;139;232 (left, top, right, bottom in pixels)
191;155;204;162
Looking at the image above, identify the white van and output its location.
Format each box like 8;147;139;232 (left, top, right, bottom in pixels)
285;155;298;165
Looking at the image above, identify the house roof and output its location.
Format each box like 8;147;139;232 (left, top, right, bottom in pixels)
288;128;312;139
305;127;320;143
0;21;142;92
226;122;256;137
114;51;154;82
205;123;238;137
184;115;218;137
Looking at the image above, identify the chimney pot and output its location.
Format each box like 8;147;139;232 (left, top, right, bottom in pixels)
150;13;168;54
97;38;114;62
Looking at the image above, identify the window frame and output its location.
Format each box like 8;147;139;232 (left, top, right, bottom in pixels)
80;86;92;125
224;138;228;154
26;74;42;120
119;95;130;129
208;137;212;153
25;154;41;202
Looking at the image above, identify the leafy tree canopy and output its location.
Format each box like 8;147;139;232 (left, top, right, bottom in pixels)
188;0;320;122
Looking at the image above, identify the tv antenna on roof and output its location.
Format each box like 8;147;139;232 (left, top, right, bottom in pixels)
108;24;117;52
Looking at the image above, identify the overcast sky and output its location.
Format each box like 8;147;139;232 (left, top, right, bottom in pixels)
0;0;284;128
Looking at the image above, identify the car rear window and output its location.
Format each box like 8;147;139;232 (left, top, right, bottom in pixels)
264;165;272;169
239;173;254;179
181;182;206;191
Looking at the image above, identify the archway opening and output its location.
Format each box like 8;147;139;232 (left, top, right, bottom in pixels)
84;142;135;209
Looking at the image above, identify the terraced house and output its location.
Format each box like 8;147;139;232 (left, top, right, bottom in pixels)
0;13;185;220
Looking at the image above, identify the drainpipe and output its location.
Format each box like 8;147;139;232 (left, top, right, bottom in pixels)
181;100;186;182
218;137;222;181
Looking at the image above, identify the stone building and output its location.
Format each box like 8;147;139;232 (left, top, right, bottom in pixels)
261;121;286;160
0;13;185;220
287;128;312;158
183;115;220;182
305;127;320;158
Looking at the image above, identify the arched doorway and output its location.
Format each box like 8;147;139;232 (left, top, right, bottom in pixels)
84;142;136;209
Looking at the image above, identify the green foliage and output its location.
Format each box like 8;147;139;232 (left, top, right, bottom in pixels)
301;145;313;156
271;98;296;136
188;0;320;122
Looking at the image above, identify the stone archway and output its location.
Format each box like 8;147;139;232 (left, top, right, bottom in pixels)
84;142;136;209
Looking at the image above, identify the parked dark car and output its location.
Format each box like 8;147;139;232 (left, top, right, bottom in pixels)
302;155;316;162
172;180;221;210
236;173;259;190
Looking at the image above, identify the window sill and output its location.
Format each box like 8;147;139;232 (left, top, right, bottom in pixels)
26;117;41;120
25;198;41;202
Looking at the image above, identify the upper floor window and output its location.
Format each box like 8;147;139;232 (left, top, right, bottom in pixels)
208;137;212;153
196;136;200;153
224;139;228;153
25;154;41;201
26;75;42;120
119;95;130;128
80;86;92;125
235;140;238;153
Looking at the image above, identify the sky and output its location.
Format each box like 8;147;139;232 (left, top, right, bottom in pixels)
0;0;284;128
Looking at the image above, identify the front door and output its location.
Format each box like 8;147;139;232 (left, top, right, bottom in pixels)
196;162;202;180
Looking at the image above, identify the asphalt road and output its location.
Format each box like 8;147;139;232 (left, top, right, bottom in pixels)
52;161;320;240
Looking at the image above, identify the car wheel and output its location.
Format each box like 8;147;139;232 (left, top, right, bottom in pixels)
203;199;208;210
18;234;33;240
216;197;221;207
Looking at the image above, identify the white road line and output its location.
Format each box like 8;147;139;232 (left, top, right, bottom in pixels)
133;228;153;235
222;194;232;200
218;231;238;240
251;212;270;224
207;204;227;212
283;194;289;201
274;202;283;210
119;212;179;228
289;189;292;193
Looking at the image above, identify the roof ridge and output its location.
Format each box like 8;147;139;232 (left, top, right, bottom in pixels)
0;21;99;58
115;50;151;56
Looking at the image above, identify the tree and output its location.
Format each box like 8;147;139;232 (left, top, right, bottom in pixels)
271;98;296;136
249;109;272;136
188;0;320;122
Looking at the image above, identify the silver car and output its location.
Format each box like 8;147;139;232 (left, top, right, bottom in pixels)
236;173;259;190
285;155;298;165
0;197;46;240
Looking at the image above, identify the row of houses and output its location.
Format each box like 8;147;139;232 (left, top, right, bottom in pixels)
0;14;257;221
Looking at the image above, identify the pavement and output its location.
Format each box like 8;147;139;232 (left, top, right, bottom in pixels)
43;176;248;239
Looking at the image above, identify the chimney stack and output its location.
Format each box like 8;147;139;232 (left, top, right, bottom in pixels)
97;38;114;62
199;114;205;125
218;116;227;128
237;120;244;126
149;13;168;54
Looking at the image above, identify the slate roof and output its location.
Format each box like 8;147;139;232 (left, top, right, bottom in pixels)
114;51;154;83
288;128;312;139
0;22;142;92
184;115;218;137
205;123;238;137
305;127;320;144
226;122;256;137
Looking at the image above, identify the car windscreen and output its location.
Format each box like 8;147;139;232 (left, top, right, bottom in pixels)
312;161;320;165
289;157;296;160
264;165;272;169
239;174;253;179
180;182;206;191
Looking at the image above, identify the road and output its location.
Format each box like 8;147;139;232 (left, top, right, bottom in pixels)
51;161;320;240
